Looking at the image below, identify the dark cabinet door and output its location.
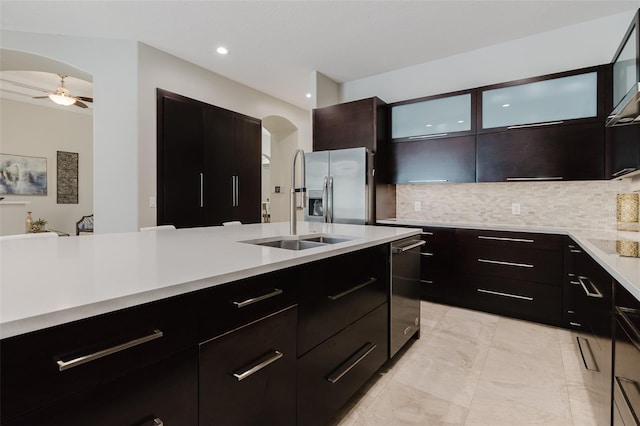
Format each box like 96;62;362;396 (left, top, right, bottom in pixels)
608;124;640;178
476;123;605;182
389;135;476;183
4;348;198;426
199;305;297;426
233;115;262;224
202;106;234;225
158;95;204;227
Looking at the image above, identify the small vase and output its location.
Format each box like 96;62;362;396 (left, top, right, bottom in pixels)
25;211;33;233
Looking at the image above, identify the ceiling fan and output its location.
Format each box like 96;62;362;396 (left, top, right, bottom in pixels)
31;74;93;108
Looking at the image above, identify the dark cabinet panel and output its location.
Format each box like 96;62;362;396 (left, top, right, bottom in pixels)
199;306;297;426
3;348;198;426
608;124;640;178
203;106;234;225
389;136;476;183
297;303;388;426
476;123;605;182
233;115;262;223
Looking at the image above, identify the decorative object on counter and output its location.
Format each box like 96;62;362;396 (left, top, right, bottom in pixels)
56;151;78;204
617;193;639;231
617;240;640;257
25;211;32;233
30;218;48;233
0;154;47;195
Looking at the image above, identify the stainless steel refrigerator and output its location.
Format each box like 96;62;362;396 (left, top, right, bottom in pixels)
304;147;374;224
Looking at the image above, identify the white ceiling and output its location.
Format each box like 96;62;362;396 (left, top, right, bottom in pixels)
1;0;639;110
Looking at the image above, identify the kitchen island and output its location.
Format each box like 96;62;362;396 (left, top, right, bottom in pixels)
0;222;419;425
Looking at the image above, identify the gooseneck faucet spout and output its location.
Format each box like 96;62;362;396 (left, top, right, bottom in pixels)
290;149;306;235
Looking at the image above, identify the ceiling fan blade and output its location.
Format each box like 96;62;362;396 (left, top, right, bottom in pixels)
0;78;50;93
75;96;93;103
74;100;89;108
32;96;51;99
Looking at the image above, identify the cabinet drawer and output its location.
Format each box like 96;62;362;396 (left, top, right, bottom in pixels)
199;305;297;426
463;275;562;325
297;245;388;356
0;294;197;423
4;348;198;426
298;303;388;426
198;268;296;340
457;229;563;251
459;245;563;285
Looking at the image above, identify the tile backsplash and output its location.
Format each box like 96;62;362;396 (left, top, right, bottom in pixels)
396;180;634;230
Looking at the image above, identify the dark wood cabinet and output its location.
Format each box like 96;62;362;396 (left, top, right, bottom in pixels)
389;136;476;183
157;89;261;227
476;123;605;182
414;227;458;304
608;124;640;179
199;305;297;426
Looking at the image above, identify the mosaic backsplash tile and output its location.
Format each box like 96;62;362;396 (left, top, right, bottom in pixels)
396;180;634;230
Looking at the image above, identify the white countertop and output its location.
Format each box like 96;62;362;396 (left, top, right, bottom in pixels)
0;222;419;339
379;219;640;302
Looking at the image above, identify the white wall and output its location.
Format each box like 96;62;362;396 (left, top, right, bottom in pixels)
341;11;636;103
1;30;139;234
137;43;311;229
0;99;93;235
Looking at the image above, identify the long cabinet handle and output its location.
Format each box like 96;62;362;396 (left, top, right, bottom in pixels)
420;252;435;257
613;168;637;178
506;177;563;181
478;235;534;243
477;288;533;301
477;258;534;268
235;176;239;207
232;350;284;382
615;376;640;423
231;176;236;206
408;179;448;183
233;288;283;308
408;133;448;140
420;279;434;284
328;278;377;301
322;177;329;223
576;336;599;372
577;276;603;299
56;329;164;371
507;120;564;129
616;306;640;353
200;173;204;208
421;231;434;236
326;342;377;384
392;240;426;254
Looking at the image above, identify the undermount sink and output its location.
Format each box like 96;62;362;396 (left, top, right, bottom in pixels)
241;234;354;251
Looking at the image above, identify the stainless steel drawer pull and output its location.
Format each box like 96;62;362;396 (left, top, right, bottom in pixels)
507;120;564;129
200;173;204;208
328;277;377;301
147;419;163;426
233;350;284;382
569;249;582;253
56;329;164;371
403;325;414;335
233;288;283;308
505;177;563;181
421;231;434;236
577;336;599;372
326;342;377;384
420;279;434;284
477;258;534;268
577;276;603;299
569;322;582;327
569;280;581;286
420;252;434;257
408;179;448;183
613;168;637;177
477;288;533;301
408;133;448;140
616;307;640;353
392;240;426;253
615;376;640;422
477;236;534;243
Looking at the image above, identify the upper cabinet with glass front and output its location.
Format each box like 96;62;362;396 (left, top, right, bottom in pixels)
390;90;476;141
478;66;606;133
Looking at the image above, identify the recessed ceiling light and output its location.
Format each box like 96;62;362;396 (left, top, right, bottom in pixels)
306;93;311;98
425;124;432;127
216;46;228;55
502;103;510;108
457;120;464;123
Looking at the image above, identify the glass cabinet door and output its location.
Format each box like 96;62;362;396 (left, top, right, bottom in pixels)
481;71;598;130
613;25;638;108
391;93;472;139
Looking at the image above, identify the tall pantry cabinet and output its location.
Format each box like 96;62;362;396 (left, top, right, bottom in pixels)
157;89;261;227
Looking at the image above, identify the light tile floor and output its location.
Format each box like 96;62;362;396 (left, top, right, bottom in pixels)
330;301;598;426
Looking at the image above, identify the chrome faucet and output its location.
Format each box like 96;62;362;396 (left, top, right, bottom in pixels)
290;149;306;235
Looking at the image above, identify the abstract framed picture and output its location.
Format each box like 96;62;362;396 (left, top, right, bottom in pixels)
57;151;79;204
0;154;47;195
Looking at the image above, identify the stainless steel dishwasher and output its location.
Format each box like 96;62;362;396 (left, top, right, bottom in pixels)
390;236;425;358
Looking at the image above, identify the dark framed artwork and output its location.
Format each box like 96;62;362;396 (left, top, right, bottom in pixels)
0;154;47;195
57;151;79;204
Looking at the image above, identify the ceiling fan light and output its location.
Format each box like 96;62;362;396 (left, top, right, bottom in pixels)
49;93;76;106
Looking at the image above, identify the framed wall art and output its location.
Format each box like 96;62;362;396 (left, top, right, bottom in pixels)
0;154;47;195
57;151;79;204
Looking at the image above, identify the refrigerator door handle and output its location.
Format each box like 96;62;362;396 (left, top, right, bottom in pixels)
322;177;329;223
328;176;334;223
